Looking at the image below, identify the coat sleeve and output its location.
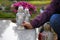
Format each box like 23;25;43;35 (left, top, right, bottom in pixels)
30;0;58;28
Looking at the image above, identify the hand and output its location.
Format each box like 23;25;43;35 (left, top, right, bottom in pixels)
22;21;33;29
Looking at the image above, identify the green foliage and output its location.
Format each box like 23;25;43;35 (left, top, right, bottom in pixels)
5;6;10;10
0;11;16;18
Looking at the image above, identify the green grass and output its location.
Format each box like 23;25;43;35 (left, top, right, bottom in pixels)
0;11;16;18
28;1;50;5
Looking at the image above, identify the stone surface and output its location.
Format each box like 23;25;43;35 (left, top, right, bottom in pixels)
14;29;36;40
0;20;37;40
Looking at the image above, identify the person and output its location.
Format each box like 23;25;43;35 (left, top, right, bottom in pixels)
22;0;60;40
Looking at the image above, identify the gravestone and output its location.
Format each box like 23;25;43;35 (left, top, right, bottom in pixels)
14;29;36;40
0;20;38;40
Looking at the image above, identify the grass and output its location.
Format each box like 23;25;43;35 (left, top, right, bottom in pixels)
0;11;16;18
28;1;50;5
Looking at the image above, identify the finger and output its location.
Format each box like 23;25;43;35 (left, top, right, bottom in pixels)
21;22;26;26
21;23;25;26
23;21;26;23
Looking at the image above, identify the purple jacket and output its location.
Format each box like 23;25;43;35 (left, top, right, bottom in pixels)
30;0;60;28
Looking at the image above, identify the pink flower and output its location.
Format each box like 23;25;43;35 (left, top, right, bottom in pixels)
12;1;36;15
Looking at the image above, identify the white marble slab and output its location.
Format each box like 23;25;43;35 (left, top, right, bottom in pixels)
0;20;37;40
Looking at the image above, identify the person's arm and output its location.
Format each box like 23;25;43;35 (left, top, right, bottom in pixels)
30;0;58;28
